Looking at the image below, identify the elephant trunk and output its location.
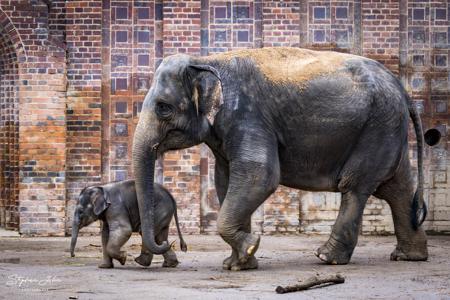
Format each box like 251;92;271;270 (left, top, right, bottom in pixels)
70;216;80;257
133;121;170;255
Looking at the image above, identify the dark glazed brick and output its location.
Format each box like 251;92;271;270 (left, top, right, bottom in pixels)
215;7;226;19
413;8;425;21
435;101;447;113
116;78;127;90
413;55;425;66
137;7;149;19
237;30;248;42
115;144;127;159
335;30;348;44
116;31;128;42
412;77;424;90
115;170;127;181
336;7;347;19
136;77;149;91
235;6;249;19
155;3;163;20
116;7;128;20
412;29;425;43
114;123;128;136
434;32;447;45
435;9;446;20
314;30;325;42
155;40;163;57
111;55;128;69
435;55;447;67
138;31;150;43
314;7;326;19
133;102;143;117
138;54;149;66
115;102;127;113
215;30;227;42
255;2;263;20
201;29;209;47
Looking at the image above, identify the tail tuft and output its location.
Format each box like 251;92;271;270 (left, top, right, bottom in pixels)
180;239;188;252
411;190;427;230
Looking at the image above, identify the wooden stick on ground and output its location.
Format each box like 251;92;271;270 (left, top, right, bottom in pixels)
275;274;345;294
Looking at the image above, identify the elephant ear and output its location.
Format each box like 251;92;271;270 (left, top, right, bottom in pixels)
92;187;111;216
186;64;222;120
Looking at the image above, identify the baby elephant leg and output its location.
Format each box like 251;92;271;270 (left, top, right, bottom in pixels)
135;239;153;267
158;227;179;268
106;222;132;266
99;222;113;268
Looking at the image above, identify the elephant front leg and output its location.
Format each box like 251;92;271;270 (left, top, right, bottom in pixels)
222;219;258;271
106;222;132;266
315;191;368;264
217;142;280;271
135;241;153;267
99;222;113;268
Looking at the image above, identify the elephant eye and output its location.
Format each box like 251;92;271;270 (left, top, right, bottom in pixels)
155;102;174;119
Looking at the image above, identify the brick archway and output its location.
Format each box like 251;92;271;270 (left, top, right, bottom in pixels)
0;8;25;230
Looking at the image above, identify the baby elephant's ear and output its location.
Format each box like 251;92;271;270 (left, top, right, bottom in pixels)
92;187;111;216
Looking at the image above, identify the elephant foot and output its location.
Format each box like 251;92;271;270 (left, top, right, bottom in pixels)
162;259;179;268
135;254;153;267
230;255;258;271
390;246;428;262
117;251;127;265
222;252;236;270
98;262;114;269
236;233;260;264
315;237;352;265
223;249;258;271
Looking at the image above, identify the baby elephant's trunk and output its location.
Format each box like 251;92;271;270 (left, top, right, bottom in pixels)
70;218;80;257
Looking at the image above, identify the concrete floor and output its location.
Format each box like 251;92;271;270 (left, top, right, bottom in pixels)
0;231;449;299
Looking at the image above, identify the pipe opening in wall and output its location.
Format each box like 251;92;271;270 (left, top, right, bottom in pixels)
424;128;441;146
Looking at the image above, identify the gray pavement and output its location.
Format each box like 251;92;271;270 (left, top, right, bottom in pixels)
0;232;449;299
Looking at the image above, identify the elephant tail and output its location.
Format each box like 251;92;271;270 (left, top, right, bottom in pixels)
171;196;187;252
407;95;427;230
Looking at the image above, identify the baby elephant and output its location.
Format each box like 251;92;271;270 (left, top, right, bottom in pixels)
70;180;187;268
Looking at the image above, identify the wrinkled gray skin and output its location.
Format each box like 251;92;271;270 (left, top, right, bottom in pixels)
132;47;429;271
70;180;187;268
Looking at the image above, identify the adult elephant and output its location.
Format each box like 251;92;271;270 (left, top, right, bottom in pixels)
132;47;428;271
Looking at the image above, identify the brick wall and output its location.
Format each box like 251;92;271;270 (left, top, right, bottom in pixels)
362;0;400;72
0;1;448;236
405;0;450;233
0;11;19;230
0;1;67;236
65;0;103;234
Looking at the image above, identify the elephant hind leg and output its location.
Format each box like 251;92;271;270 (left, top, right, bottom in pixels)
315;190;369;265
373;158;428;261
158;227;179;268
317;123;406;264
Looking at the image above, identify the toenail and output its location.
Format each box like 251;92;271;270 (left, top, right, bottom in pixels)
247;245;255;256
319;254;327;261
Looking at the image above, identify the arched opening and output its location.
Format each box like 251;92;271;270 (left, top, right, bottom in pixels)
0;15;20;230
